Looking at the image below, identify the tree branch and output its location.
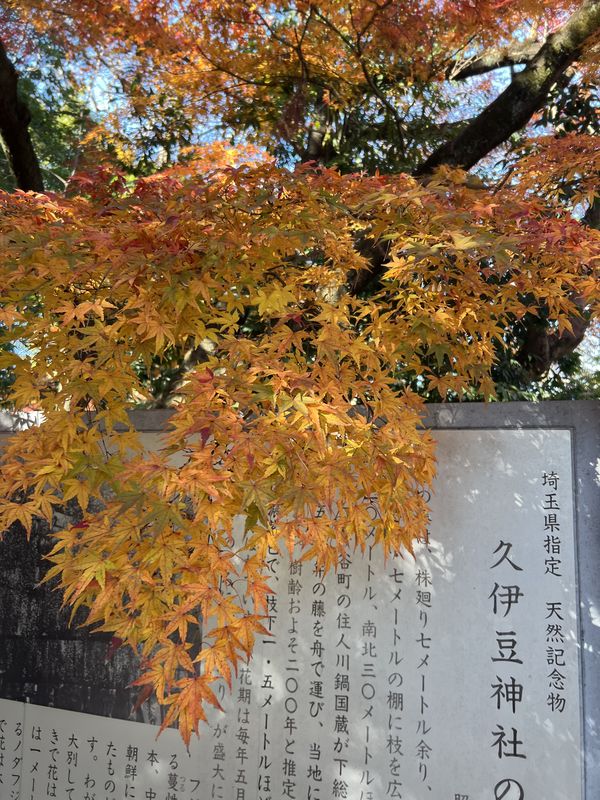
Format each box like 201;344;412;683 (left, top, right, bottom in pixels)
416;0;600;175
515;195;600;379
447;40;542;80
0;39;44;192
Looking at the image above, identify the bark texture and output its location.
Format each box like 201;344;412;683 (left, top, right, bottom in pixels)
516;198;599;380
0;39;44;192
418;0;600;174
448;41;542;80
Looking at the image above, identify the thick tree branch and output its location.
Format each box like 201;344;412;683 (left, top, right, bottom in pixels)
447;41;542;80
417;0;600;175
0;39;44;192
516;303;589;380
583;193;600;228
516;195;600;379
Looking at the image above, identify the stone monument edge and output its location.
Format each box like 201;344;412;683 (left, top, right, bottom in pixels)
422;399;599;800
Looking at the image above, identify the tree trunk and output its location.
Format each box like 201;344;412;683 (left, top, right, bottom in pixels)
0;39;44;192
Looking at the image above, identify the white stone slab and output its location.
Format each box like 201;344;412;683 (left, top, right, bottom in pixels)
0;428;583;800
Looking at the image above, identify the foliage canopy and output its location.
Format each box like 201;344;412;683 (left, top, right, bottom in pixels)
0;0;598;740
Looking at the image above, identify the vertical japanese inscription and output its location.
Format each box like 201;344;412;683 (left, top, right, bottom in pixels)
489;539;526;796
542;470;569;717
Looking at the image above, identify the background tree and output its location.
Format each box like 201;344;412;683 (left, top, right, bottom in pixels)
0;0;598;739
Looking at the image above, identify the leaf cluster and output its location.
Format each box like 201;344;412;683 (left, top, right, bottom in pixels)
0;159;597;738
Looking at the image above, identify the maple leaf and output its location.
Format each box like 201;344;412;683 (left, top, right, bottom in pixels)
162;675;222;745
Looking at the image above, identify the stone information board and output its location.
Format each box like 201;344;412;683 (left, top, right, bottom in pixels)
0;429;583;799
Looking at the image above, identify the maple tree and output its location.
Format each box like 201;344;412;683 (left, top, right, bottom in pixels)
0;0;599;741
